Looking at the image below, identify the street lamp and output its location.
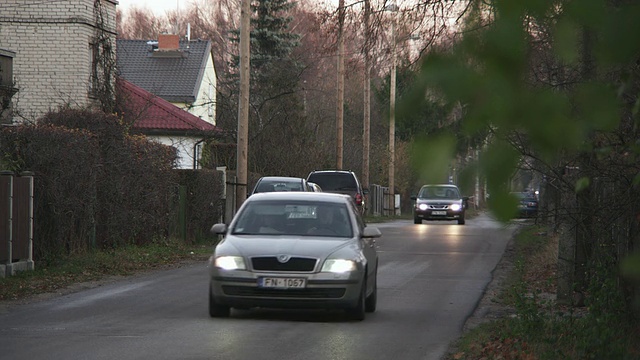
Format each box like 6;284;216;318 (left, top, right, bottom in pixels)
385;3;398;216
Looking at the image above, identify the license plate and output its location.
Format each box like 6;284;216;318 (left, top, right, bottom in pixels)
258;277;306;289
432;210;447;215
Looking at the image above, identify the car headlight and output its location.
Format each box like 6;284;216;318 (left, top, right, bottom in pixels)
450;204;461;211
215;256;246;270
417;204;428;211
322;259;357;273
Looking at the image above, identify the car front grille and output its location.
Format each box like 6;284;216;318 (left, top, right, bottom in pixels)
222;286;345;299
429;205;449;209
251;257;317;272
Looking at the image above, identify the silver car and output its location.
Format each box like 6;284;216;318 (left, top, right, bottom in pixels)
208;192;381;320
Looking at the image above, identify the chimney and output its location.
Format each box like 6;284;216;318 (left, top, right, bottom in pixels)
158;34;180;50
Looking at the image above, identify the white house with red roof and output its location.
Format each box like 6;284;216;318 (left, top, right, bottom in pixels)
117;78;222;169
117;34;217;125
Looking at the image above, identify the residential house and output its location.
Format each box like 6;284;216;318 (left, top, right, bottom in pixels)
117;35;217;126
0;0;117;122
117;78;222;169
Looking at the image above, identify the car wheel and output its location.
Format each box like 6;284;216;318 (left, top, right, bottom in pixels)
458;216;465;225
346;278;366;321
209;284;230;318
365;271;377;313
414;217;422;224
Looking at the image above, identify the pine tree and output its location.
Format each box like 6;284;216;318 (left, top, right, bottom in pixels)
224;0;308;176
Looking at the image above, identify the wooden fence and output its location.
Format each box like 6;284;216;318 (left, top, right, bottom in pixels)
0;171;34;278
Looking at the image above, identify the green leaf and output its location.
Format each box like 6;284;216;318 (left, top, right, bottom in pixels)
575;177;591;193
574;82;620;132
621;252;640;280
410;135;456;184
553;18;581;64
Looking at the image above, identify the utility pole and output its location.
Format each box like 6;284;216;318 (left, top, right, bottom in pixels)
387;3;398;216
336;0;345;169
363;0;371;203
235;0;250;211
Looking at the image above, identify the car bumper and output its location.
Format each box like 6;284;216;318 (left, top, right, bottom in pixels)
414;209;464;221
209;270;365;309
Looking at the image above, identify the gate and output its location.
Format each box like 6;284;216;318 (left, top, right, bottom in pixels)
0;171;34;278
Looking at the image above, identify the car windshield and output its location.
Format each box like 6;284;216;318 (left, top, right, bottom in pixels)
418;186;460;199
231;200;353;238
307;173;356;191
254;180;303;193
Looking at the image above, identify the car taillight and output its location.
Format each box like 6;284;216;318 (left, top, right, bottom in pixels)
355;193;363;205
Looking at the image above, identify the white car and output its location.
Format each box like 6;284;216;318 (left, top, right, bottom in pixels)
208;192;381;320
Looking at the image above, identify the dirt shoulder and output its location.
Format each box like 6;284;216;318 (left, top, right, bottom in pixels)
461;236;517;332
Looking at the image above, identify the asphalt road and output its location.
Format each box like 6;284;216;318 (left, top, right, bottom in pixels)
0;212;515;360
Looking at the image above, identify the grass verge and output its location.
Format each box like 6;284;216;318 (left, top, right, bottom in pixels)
446;224;640;359
0;238;215;302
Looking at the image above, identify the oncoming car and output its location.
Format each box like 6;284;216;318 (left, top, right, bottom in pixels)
411;184;468;225
208;192;381;320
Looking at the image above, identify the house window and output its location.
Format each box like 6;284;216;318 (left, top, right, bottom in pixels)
0;49;17;124
194;142;203;169
89;42;99;96
208;83;214;118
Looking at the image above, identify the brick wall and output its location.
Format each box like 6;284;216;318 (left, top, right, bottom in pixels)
0;0;117;122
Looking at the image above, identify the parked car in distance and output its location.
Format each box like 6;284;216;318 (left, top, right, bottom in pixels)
308;182;322;192
208;192;381;320
410;184;468;225
511;192;539;218
250;176;311;195
306;170;367;214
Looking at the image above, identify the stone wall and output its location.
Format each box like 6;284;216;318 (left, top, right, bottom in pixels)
0;0;117;122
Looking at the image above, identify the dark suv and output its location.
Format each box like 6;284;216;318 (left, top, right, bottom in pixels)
306;170;368;213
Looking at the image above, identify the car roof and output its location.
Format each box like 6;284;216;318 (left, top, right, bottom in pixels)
257;176;305;182
421;184;459;188
247;191;351;204
307;169;356;175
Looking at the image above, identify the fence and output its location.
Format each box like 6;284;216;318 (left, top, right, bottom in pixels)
367;184;400;216
0;171;34;278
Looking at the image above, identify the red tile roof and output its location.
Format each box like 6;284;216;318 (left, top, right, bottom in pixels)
117;78;220;133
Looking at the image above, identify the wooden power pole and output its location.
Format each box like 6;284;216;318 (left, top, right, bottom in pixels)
336;0;345;169
363;0;371;198
235;0;251;210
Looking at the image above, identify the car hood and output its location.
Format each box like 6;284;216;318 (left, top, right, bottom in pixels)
219;235;355;259
416;198;463;205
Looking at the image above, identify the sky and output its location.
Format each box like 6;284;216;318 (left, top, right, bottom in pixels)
118;0;341;16
117;0;193;16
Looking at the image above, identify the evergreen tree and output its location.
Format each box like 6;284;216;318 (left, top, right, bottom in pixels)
224;0;309;176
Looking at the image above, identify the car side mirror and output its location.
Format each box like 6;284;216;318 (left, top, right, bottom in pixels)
362;226;382;238
410;195;417;200
363;188;369;195
210;223;227;235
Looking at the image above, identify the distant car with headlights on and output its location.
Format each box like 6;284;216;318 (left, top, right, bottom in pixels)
511;192;539;218
410;184;468;225
208;192;381;320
